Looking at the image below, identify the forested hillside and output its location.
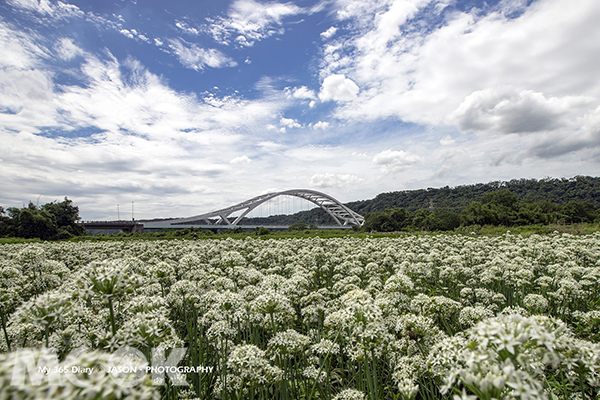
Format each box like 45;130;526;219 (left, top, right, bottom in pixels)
348;176;600;214
242;176;600;226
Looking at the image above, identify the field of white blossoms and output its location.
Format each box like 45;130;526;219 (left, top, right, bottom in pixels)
0;233;599;400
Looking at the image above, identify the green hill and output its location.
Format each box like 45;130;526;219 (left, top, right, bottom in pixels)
241;176;600;226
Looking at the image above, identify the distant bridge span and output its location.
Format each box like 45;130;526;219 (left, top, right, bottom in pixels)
170;189;365;227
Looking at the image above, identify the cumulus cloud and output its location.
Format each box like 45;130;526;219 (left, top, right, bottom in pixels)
231;155;252;164
319;74;359;102
312;121;330;130
309;173;363;188
320;0;600;156
372;149;422;173
280;117;301;129
167;39;237;70
450;87;593;134
320;26;338;39
209;0;304;46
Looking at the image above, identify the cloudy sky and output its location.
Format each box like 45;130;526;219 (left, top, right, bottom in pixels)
1;0;600;220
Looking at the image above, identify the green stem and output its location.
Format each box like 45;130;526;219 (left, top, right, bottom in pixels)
107;297;117;336
0;308;10;350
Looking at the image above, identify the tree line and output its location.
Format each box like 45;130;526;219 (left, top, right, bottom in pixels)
0;197;85;240
362;189;598;232
349;175;600;214
242;176;600;227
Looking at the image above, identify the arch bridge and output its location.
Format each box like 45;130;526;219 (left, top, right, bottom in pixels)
170;189;364;227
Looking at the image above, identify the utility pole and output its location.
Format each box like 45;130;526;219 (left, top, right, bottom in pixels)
132;201;134;221
117;204;120;221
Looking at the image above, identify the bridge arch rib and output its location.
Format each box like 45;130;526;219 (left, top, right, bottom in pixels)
171;189;364;226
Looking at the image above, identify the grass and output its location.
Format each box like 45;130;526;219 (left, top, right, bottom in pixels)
1;223;598;245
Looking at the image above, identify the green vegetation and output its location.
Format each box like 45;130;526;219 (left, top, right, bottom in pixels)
362;189;599;232
0;198;85;240
351;175;600;214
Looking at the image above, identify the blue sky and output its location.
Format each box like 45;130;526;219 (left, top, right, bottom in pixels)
1;0;600;220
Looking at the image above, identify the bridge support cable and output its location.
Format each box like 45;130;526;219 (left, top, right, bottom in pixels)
170;189;364;227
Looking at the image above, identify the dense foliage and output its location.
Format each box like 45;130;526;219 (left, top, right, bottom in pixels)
362;190;598;232
0;234;599;399
0;198;85;240
352;176;600;214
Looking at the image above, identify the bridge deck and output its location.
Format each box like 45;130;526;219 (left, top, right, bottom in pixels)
142;222;352;230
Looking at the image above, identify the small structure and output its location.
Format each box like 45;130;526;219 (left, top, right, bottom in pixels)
80;221;144;234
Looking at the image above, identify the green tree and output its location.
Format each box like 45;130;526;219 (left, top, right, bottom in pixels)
14;203;58;240
560;201;597;223
481;189;518;209
42;197;86;238
412;209;433;230
0;206;14;237
363;208;412;232
0;198;85;240
288;223;308;231
429;210;461;231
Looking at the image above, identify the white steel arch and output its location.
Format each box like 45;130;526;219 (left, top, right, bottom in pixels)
171;189;364;226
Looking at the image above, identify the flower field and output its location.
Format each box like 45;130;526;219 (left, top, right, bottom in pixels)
1;233;599;399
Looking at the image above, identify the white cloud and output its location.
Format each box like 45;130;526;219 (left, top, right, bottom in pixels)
0;16;297;217
119;29;135;39
439;135;455;146
319;74;359;102
167;39;237;70
231;155;252;164
0;22;48;69
289;86;317;100
312;121;330;130
309;173;363;188
209;0;304;47
8;0;83;19
320;26;338;39
54;38;84;61
9;0;55;14
118;28;151;43
280;117;301;129
0;22;56;131
332;0;391;24
175;21;200;35
258;141;286;152
450;87;593;134
372;149;422;173
322;0;600;157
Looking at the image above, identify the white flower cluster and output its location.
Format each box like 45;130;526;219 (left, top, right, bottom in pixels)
428;314;600;399
0;232;599;399
0;348;157;400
